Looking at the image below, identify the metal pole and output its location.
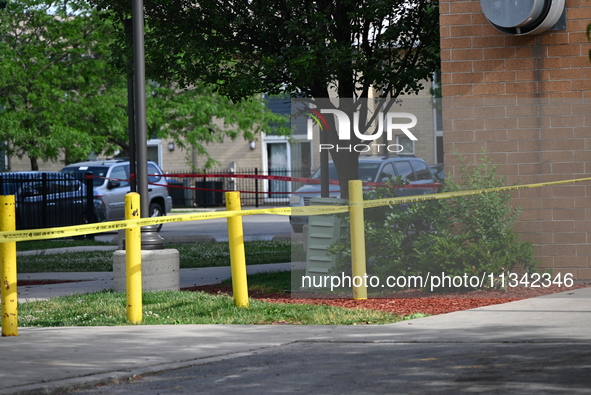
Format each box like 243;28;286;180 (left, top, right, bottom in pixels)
124;18;137;193
226;191;249;308
320;129;329;197
348;180;367;300
132;0;163;249
125;193;142;324
0;195;18;336
255;168;259;208
132;0;148;217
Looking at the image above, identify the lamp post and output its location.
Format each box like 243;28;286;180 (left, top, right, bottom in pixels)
132;0;147;213
131;0;163;249
123;18;136;193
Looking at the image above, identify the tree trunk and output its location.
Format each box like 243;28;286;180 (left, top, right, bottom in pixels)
30;156;39;171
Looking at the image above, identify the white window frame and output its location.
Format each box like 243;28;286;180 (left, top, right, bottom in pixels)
147;139;163;167
396;135;415;155
262;136;292;202
432;74;444;163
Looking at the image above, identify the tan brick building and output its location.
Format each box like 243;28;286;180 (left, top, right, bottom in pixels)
8;87;440;169
440;0;591;279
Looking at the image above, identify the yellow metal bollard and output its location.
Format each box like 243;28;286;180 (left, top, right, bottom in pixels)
348;180;368;300
225;191;249;308
0;195;18;336
125;193;142;324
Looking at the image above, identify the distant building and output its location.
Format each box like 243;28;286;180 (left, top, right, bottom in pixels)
8;86;442;179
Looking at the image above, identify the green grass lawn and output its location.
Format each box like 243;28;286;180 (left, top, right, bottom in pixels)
14;240;419;326
18;290;400;326
17;239;113;251
221;269;293;294
18;270;405;326
17;239;301;273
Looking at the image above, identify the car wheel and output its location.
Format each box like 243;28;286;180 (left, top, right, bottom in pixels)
149;202;165;232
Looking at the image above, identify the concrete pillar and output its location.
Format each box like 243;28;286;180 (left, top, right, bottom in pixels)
113;249;180;292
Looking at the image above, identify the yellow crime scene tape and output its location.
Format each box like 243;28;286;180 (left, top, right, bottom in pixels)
364;176;591;208
0;205;347;243
1;176;591;243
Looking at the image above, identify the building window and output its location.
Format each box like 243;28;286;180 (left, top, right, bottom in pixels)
147;139;162;167
396;135;415;155
265;141;290;200
432;71;444;164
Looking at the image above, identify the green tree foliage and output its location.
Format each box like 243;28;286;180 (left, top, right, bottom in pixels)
0;0;288;170
91;0;440;195
146;82;289;169
0;0;115;169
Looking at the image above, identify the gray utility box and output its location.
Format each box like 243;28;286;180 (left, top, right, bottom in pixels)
304;198;349;286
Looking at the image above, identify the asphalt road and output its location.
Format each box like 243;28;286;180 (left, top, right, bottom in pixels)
160;212;292;241
96;211;293;243
62;342;591;394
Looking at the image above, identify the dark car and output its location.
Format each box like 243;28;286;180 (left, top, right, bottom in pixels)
0;172;101;230
428;164;444;181
289;156;437;232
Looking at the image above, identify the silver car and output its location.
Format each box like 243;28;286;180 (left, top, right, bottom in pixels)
289;156;437;232
60;160;173;228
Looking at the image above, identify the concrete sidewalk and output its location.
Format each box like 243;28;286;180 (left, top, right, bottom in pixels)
17;262;303;302
1;286;590;394
5;256;591;394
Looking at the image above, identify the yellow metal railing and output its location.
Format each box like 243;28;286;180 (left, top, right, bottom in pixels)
125;193;142;324
0;195;18;336
226;192;249;309
3;175;591;334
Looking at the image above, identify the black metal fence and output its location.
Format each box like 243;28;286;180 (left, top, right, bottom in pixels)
0;173;95;230
166;168;310;208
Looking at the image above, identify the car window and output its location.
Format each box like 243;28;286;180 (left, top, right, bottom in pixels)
48;180;80;194
19;182;43;198
378;163;396;182
409;161;432;181
393;161;414;181
110;166;129;188
309;164;339;182
61;166;109;187
358;163;381;182
148;163;162;183
310;163;383;183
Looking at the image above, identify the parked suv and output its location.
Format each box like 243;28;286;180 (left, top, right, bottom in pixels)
289;156;437;232
0;172;99;230
60;160;173;227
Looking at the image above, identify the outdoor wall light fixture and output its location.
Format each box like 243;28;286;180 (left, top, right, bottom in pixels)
168;142;175;151
480;0;566;36
249;141;256;150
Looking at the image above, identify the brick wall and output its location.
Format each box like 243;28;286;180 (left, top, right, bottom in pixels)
163;137;264;173
440;0;591;279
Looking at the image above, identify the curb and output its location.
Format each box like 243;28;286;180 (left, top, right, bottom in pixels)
0;348;270;395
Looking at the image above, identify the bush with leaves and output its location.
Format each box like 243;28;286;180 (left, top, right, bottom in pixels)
333;151;538;291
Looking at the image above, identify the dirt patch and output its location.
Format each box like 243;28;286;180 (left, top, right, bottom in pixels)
182;283;590;316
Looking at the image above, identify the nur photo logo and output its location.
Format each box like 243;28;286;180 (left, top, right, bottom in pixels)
294;99;419;154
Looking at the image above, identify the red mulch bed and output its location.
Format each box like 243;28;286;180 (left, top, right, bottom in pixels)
20;279;589;317
182;283;590;316
18;280;85;286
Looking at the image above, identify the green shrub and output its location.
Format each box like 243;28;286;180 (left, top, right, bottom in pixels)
333;149;538;291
